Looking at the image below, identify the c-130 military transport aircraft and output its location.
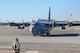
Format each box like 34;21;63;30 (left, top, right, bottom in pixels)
1;7;80;36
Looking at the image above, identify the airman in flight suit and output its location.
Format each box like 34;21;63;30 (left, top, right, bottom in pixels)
12;38;20;53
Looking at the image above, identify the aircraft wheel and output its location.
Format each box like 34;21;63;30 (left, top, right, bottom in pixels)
45;30;50;36
46;32;50;36
33;33;37;36
18;25;25;29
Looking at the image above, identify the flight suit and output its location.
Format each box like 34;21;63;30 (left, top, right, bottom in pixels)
12;38;20;53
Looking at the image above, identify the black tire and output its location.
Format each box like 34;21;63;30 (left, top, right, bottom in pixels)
46;33;50;36
18;26;24;29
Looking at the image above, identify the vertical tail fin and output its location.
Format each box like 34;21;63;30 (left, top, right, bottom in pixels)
48;7;51;22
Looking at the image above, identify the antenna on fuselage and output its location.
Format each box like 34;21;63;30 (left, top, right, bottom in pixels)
48;7;51;22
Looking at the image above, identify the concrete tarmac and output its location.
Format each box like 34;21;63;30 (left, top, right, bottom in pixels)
0;26;80;53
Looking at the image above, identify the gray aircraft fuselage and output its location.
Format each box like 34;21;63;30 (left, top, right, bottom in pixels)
29;20;53;36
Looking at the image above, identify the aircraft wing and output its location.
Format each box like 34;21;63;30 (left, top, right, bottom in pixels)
9;22;30;27
53;21;80;29
43;21;68;29
43;20;69;30
9;22;29;26
54;21;80;26
0;22;30;29
0;22;9;26
69;21;80;26
54;21;68;27
43;21;68;25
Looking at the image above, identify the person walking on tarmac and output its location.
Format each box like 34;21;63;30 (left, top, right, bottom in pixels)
12;38;20;53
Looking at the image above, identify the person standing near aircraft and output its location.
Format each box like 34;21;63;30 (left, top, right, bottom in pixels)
11;38;20;53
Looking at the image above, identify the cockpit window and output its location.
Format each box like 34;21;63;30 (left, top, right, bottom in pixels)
31;20;38;26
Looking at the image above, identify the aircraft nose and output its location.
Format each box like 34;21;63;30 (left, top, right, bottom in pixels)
30;27;33;32
29;25;34;32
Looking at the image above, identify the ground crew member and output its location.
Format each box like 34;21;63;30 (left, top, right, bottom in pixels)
12;38;20;53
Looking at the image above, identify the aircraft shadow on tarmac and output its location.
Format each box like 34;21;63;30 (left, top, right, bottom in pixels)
41;33;80;37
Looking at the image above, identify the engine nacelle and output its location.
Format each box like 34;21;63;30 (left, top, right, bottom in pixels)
54;22;56;27
50;24;54;28
18;25;25;29
69;23;72;27
10;22;16;26
61;25;66;30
